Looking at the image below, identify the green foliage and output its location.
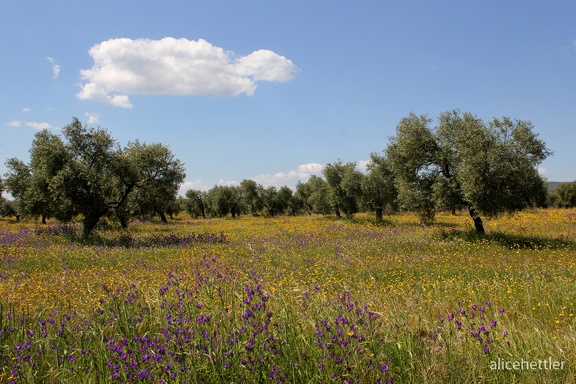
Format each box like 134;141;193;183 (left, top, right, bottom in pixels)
0;197;20;220
185;189;208;218
362;153;398;222
240;179;263;215
386;113;438;225
323;160;364;218
386;110;551;231
205;185;243;218
115;141;185;225
3;118;185;236
554;181;576;208
306;175;332;215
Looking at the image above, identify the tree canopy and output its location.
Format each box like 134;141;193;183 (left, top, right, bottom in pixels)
3;118;185;237
386;110;551;232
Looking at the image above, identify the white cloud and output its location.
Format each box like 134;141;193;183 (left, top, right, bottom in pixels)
217;179;238;187
538;167;548;176
177;163;323;196
358;159;370;172
22;107;31;113
25;122;52;130
47;57;60;79
251;162;324;188
178;179;210;196
6;120;22;127
85;112;100;125
77;37;298;108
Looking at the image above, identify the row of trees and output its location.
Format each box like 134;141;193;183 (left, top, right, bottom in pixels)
181;161;397;221
1;111;554;235
1;118;185;237
181;110;551;234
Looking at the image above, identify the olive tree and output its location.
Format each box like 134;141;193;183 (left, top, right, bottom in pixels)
114;141;185;226
304;175;332;215
386;111;551;233
4;118;185;237
362;153;398;222
323;160;364;218
386;114;438;225
185;189;208;218
553;181;576;208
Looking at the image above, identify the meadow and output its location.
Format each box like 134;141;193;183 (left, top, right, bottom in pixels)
0;209;575;383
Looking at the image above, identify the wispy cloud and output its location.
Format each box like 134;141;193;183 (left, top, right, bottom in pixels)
6;120;23;127
538;167;548;176
77;37;298;108
22;107;31;113
251;163;324;188
47;57;60;79
5;120;52;130
358;159;370;172
26;122;52;130
85;112;100;125
178;179;210;196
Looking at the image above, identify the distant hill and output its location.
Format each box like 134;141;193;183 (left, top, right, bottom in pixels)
548;181;569;192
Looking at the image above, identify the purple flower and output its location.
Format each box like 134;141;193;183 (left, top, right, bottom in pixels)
380;364;389;372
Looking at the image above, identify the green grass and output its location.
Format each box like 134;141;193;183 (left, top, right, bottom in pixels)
0;209;575;382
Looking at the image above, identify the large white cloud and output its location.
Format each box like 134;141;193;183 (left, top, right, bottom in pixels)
77;37;298;108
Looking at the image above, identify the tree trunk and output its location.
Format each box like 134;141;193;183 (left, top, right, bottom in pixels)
200;204;206;219
83;214;102;238
468;208;485;234
156;210;168;225
335;208;341;218
119;215;129;229
41;215;47;225
375;207;383;223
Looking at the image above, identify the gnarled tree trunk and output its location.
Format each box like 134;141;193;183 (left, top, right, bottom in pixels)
469;208;485;234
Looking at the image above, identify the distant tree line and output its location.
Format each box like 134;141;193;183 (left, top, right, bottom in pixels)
547;181;576;208
1;111;559;235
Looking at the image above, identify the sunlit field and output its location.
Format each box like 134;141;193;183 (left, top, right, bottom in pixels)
1;209;575;383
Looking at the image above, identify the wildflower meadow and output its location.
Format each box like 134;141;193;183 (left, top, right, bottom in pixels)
0;209;575;383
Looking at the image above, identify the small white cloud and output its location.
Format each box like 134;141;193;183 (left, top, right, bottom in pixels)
77;37;298;107
25;122;52;130
538;167;548;176
85;112;100;125
252;162;324;188
358;160;370;172
6;120;23;127
47;57;60;79
22;107;31;113
217;179;238;187
178;179;210;196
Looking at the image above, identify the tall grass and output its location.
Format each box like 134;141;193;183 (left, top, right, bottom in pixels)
0;209;574;382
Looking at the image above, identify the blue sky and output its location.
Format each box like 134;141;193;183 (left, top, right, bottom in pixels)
1;0;575;195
